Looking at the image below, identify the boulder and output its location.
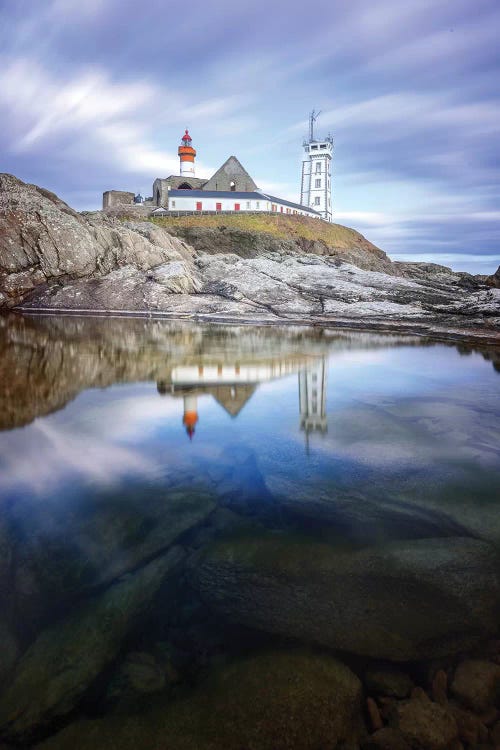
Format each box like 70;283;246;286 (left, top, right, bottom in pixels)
451;659;500;712
36;648;364;750
389;698;458;749
0;546;184;743
193;533;500;661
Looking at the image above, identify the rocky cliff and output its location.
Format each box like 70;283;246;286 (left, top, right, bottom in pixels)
1;174;499;341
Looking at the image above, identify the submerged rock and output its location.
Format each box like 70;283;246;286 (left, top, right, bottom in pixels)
389;698;458;750
0;621;19;685
362;727;412;750
104;650;175;711
10;486;215;631
0;546;184;743
36;648;364;750
193;533;500;661
450;659;500;713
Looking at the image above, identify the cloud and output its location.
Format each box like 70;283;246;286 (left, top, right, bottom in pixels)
0;391;188;495
0;0;498;269
0;56;250;180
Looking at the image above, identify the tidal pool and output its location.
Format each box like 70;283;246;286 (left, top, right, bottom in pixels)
0;313;499;748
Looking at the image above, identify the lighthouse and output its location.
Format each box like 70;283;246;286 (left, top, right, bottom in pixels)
300;111;333;222
178;129;196;178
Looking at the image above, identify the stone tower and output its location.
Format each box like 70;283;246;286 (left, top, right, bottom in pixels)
300;110;333;222
178;129;196;178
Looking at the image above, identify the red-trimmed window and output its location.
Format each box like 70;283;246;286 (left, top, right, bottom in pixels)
196;201;202;211
216;202;222;211
280;206;283;212
234;203;240;211
271;204;277;212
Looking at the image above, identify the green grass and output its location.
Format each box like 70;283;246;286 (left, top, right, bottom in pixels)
147;212;383;254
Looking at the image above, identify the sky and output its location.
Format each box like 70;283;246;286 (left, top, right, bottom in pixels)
0;0;499;274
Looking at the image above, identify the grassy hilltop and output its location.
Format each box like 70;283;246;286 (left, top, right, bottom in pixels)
142;212;391;272
149;212;383;256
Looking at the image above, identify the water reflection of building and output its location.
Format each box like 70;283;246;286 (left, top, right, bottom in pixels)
157;356;328;441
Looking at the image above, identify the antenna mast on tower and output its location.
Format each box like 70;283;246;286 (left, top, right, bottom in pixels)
309;109;321;142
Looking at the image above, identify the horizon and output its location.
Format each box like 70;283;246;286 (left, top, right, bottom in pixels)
1;0;499;274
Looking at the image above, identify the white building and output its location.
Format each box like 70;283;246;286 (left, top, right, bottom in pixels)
161;189;321;218
300;111;333;222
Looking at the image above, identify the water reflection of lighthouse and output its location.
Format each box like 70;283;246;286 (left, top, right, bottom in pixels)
182;395;198;440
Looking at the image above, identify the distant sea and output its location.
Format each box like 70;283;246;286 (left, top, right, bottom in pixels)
392;252;499;275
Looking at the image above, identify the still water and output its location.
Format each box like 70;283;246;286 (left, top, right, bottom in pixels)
0;313;499;748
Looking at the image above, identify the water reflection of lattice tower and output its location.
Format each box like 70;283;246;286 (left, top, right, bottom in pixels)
299;358;327;434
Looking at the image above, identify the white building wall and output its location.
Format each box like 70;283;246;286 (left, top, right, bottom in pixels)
167;193;320;218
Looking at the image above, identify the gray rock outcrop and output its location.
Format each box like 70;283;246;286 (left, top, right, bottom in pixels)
193;533;500;661
485;264;500;288
0;174;196;306
1;174;499;341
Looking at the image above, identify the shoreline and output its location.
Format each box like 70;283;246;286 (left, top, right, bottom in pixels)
11;305;500;347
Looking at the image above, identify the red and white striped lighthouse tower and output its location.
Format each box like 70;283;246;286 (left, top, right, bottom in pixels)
178;129;196;178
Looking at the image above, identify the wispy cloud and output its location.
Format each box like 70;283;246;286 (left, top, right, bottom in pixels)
0;0;498;271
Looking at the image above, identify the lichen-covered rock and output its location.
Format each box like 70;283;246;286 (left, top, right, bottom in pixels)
0;547;184;742
0;175;193;306
193;533;500;661
451;659;500;712
36;649;364;750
